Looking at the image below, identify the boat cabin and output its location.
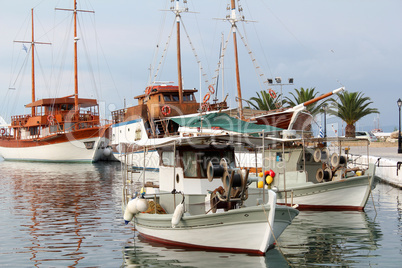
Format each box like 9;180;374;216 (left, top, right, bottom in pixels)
111;84;199;138
157;143;235;194
2;96;100;140
261;139;371;190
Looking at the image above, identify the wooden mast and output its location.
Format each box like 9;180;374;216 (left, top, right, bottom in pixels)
73;0;79;119
31;9;36;116
56;0;94;121
14;9;51;117
175;0;183;104
230;0;244;120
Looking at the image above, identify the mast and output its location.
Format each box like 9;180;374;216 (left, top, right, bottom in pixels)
73;0;79;118
31;9;35;116
56;0;94;120
174;0;184;104
14;9;51;117
230;0;244;119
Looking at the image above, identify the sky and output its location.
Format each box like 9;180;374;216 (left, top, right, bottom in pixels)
0;0;401;133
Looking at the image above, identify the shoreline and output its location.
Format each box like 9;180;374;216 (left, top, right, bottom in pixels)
346;143;402;189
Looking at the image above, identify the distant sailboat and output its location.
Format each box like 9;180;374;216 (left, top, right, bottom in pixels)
0;2;111;162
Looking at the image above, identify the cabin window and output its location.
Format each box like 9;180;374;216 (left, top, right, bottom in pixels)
161;151;175;166
182;149;234;178
303;151;313;162
65;123;74;131
183;151;198;177
159;95;161;102
50;125;57;133
199;151;222;178
276;152;290;162
172;94;179;101
164;95;171;101
183;94;194;102
135;128;142;141
29;127;38;136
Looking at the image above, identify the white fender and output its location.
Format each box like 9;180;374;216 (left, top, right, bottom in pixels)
124;207;134;225
126;198;139;214
103;147;111;156
171;203;185;228
136;198;149;212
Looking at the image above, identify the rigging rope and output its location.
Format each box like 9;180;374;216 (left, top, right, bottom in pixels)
236;28;269;93
181;20;210;89
151;20;176;84
210;27;232;90
148;1;169;86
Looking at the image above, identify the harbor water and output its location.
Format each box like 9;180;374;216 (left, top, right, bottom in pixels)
0;160;401;267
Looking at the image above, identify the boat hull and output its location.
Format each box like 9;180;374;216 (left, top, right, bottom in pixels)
273;175;379;211
0;128;110;162
134;204;298;255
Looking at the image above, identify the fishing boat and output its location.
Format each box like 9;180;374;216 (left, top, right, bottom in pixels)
0;3;112;162
122;135;299;255
171;116;379;210
241;136;380;211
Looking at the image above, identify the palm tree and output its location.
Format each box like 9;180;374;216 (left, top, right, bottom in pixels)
248;90;281;111
328;91;379;137
284;87;325;115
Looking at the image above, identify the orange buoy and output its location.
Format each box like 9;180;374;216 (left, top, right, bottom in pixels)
203;93;210;103
161;105;171;116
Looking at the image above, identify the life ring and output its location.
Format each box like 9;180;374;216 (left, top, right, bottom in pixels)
203;93;210;103
47;115;54;122
0;128;5;135
145;87;151;95
268;88;277;99
208;85;215;94
201;103;210;112
161;105;171;116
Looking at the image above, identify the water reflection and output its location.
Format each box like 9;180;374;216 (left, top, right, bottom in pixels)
1;159;401;267
122;234;283;268
1;161;122;267
122;210;382;267
278;210;382;266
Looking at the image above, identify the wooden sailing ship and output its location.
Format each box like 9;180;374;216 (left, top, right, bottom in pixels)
110;0;228;158
0;2;111;162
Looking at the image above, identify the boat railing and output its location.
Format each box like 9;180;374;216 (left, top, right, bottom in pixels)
111;109;125;124
11;114;31;126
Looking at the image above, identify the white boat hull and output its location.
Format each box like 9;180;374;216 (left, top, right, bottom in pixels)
272;174;378;210
134;204;298;255
0;137;109;162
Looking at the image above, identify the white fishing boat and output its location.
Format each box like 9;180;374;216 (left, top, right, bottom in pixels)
0;3;112;162
241;136;380;211
122;135;299;255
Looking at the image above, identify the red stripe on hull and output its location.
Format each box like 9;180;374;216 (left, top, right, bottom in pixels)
138;232;269;256
279;203;364;211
